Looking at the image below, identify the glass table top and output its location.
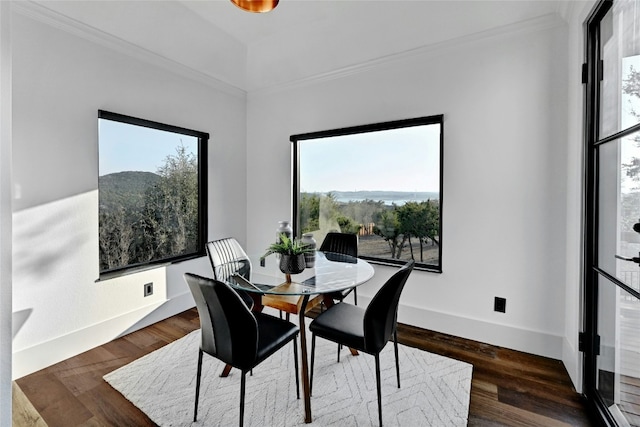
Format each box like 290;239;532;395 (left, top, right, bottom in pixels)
227;251;374;296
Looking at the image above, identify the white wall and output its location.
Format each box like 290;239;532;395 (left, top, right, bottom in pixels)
0;1;12;424
247;15;570;359
11;9;247;378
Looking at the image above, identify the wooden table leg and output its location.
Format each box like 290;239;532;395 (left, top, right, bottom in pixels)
298;294;312;423
220;364;232;377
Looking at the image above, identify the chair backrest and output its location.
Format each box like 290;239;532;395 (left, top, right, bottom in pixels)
363;260;414;353
206;238;252;283
184;273;258;370
319;232;358;258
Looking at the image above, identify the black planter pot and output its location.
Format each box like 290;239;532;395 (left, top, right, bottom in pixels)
279;254;306;275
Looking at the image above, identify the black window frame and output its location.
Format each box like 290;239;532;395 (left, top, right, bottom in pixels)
291;114;444;272
98;110;208;278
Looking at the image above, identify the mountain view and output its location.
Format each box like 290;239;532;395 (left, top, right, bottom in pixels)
99;171;161;213
326;190;439;205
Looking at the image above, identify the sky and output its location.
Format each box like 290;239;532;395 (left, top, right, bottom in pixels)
299;123;441;193
98;118;198;176
100;118;441;193
621;55;640;193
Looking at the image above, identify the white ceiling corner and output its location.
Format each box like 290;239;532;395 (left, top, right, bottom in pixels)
21;0;567;93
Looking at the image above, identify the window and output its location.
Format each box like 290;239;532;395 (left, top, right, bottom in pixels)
292;115;443;272
98;110;208;276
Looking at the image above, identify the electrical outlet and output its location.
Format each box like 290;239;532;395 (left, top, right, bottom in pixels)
494;297;506;313
144;282;153;297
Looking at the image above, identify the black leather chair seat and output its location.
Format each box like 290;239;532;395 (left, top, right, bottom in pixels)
254;312;300;364
308;303;367;352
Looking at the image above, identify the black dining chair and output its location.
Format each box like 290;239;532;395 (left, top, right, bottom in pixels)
320;232;359;304
206;238;255;309
184;273;300;427
308;260;414;427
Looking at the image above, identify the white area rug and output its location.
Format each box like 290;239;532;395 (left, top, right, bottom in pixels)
104;329;472;426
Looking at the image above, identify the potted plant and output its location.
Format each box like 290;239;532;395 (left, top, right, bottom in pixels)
261;233;314;277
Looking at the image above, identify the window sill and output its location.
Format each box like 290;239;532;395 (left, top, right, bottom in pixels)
360;256;442;273
95;262;172;282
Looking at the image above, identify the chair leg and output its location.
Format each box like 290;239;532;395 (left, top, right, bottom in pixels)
337;344;341;363
293;337;300;399
394;329;400;388
194;349;203;422
375;354;383;427
310;334;316;396
353;287;358;305
240;370;247;427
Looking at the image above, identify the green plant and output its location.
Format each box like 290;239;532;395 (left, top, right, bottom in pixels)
260;233;313;261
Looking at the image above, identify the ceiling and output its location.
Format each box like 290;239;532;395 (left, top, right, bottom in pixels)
29;0;569;92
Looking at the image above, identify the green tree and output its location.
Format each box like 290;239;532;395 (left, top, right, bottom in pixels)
336;215;362;235
99;143;199;270
300;193;320;233
140;144;198;259
396;202;426;260
371;200;440;261
339;199;386;225
423;199;440;247
373;208;406;258
99;207;133;270
622;65;640;184
156;144;199;255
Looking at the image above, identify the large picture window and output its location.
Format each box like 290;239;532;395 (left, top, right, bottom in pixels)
98;110;208;276
292;115;443;272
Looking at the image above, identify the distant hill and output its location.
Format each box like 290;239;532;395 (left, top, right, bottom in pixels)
99;171;161;213
326;190;440;205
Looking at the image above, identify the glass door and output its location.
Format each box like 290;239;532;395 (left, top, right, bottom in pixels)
585;1;640;425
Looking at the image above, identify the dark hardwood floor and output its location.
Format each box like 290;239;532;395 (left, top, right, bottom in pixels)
15;308;594;426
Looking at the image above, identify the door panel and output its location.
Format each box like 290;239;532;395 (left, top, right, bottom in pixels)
586;1;640;426
597;132;640;285
599;1;640;139
596;275;640;425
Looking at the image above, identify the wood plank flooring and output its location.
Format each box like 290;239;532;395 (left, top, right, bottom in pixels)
12;382;47;427
14;308;595;426
621;374;640;426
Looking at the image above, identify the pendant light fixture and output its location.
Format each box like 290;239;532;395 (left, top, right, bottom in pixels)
231;0;279;13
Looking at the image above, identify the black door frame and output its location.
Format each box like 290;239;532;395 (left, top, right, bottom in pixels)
583;0;640;424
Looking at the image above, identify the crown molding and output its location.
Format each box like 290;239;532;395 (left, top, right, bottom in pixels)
11;1;247;99
250;12;566;97
11;1;567;100
555;0;598;25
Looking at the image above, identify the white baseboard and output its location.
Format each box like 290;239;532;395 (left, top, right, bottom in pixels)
391;300;565;360
12;292;195;379
563;336;582;392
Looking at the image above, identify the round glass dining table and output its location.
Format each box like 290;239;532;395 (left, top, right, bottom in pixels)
226;251;374;424
229;251;374;297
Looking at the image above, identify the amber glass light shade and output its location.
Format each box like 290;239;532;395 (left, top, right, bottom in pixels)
231;0;279;13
